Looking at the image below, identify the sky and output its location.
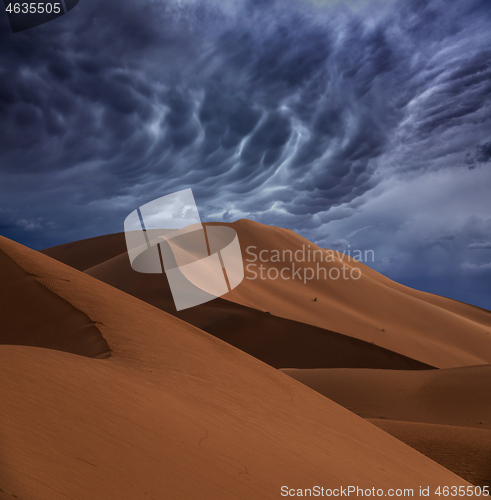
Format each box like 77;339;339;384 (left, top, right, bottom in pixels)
1;0;490;309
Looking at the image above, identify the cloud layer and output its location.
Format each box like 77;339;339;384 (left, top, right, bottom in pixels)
1;0;490;308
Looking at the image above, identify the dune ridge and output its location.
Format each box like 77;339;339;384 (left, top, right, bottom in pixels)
82;247;433;370
43;220;491;368
42;232;127;271
220;220;491;368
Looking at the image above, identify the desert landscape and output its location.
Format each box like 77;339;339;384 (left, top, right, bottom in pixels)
2;0;490;496
1;220;489;499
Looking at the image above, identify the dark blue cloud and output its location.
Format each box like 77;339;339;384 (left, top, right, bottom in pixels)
0;0;490;308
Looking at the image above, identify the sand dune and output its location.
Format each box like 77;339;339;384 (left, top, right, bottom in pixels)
282;366;491;487
43;220;491;368
368;420;491;488
0;235;468;499
83;247;432;370
281;366;491;429
220;220;491;368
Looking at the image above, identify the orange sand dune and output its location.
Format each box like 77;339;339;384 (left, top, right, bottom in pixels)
43;220;491;368
220;220;491;368
367;420;491;488
84;247;432;370
0;235;469;499
281;366;491;429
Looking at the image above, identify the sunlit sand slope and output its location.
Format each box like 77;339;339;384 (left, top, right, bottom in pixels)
0;235;469;499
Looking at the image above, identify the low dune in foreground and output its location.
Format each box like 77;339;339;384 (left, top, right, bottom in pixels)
0;235;469;499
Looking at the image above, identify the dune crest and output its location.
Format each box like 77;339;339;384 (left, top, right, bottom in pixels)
42;232;127;271
44;220;491;368
221;220;491;368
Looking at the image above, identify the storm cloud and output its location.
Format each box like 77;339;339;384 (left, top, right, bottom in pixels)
1;0;490;308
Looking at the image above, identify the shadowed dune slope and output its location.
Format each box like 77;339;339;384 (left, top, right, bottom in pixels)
281;366;491;429
367;420;491;488
42;232;127;271
84;248;432;370
0;236;469;499
0;246;110;358
44;220;491;368
203;308;434;370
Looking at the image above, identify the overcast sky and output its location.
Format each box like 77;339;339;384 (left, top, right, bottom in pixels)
1;0;490;309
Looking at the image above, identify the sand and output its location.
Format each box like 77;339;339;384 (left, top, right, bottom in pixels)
368;420;491;488
34;219;491;495
0;245;110;358
42;232;127;271
0;234;469;499
281;366;491;429
81;244;432;370
220;220;491;368
282;366;491;487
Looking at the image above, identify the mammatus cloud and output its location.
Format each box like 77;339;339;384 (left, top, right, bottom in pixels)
0;0;490;307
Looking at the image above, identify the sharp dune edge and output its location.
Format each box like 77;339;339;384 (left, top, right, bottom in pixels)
0;235;470;499
44;220;491;369
74;240;434;371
